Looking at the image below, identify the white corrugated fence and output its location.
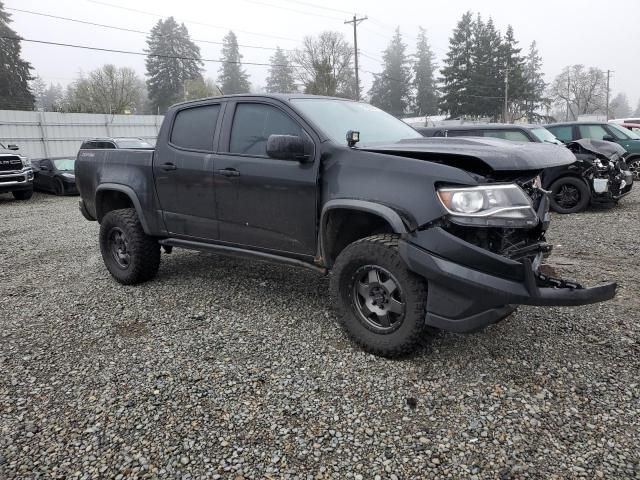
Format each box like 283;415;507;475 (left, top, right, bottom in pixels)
0;110;164;160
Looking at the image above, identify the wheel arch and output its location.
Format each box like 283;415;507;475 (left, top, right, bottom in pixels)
95;184;151;234
319;200;411;268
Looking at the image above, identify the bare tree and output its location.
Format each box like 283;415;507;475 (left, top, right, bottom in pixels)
292;31;354;98
65;65;143;114
548;65;607;120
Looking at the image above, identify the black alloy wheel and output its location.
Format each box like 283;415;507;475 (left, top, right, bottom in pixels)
555;184;581;209
549;177;590;214
628;158;640;182
108;227;131;269
351;265;405;333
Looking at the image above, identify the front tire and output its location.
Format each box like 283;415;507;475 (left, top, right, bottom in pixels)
99;208;160;285
330;234;431;357
12;188;33;200
549;177;590;214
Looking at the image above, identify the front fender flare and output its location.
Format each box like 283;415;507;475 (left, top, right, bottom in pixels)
319;199;412;266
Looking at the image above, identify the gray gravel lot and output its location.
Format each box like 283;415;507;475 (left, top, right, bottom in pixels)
1;190;639;479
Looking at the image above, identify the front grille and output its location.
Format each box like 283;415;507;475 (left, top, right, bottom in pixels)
0;175;25;183
0;156;22;172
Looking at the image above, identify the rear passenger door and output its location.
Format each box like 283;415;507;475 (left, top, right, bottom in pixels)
213;100;319;257
154;102;224;240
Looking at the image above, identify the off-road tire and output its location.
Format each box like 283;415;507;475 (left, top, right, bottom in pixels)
330;234;431;358
12;188;33;200
549;176;590;214
99;208;160;285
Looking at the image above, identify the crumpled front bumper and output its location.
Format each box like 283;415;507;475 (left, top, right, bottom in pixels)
399;227;616;333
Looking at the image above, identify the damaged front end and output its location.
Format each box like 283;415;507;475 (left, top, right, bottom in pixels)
567;139;633;204
398;172;617;333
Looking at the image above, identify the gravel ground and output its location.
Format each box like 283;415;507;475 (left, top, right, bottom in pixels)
1;190;639;479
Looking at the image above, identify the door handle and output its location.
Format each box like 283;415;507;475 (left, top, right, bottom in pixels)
215;168;240;177
161;162;177;171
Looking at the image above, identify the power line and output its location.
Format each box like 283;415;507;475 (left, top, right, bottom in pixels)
6;7;289;52
235;0;343;20
86;0;300;42
278;0;354;15
1;36;298;68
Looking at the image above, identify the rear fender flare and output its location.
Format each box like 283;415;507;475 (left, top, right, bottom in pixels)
95;183;151;234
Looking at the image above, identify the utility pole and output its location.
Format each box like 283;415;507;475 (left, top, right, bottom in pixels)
344;14;368;101
565;74;571;121
606;69;613;120
503;58;509;123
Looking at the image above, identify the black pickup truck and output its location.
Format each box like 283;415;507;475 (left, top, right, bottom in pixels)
76;94;616;357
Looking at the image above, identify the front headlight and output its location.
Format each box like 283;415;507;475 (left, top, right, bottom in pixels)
437;184;538;228
19;155;31;167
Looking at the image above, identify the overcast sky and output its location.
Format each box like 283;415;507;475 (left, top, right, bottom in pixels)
8;0;640;110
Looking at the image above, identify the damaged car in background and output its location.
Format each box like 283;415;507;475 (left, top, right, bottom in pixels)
75;94;617;357
543;139;633;213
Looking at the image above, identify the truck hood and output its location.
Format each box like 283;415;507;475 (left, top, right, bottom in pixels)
360;137;576;174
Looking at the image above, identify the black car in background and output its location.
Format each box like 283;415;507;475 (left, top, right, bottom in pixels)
544;122;640;181
416;124;562;144
79;137;154;150
417;123;633;213
32;158;78;195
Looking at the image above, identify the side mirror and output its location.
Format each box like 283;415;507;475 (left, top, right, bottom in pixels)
7;144;19;151
602;135;616;142
266;135;312;162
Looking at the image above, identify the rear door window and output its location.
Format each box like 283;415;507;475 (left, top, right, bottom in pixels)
229;103;304;156
170;104;221;151
445;129;482;137
578;125;609;141
484;129;530;142
547;126;574;143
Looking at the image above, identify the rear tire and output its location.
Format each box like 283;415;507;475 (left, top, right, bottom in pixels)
549;176;590;214
12;188;33;200
54;177;65;196
99;208;160;285
330;234;431;358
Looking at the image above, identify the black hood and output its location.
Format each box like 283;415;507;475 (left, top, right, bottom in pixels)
360;137;576;172
567;138;626;160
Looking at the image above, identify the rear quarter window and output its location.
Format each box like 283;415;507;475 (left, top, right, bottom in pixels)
170;104;221;151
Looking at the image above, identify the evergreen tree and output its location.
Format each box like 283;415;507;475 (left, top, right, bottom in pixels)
634;99;640;117
218;31;251;94
412;27;438;116
468;15;503;119
145;17;203;114
522;41;546;121
609;92;632;119
439;12;475;117
368;28;412;117
0;1;34;110
500;25;526;121
265;47;297;93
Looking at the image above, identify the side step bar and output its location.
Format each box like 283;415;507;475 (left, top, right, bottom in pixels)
158;238;327;274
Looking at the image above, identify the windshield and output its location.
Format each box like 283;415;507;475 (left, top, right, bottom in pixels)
608;123;640;140
115;139;153;149
290;99;423;146
531;127;563;144
53;159;75;171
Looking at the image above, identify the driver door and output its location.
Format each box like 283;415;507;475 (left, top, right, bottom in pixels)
213;100;319;257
